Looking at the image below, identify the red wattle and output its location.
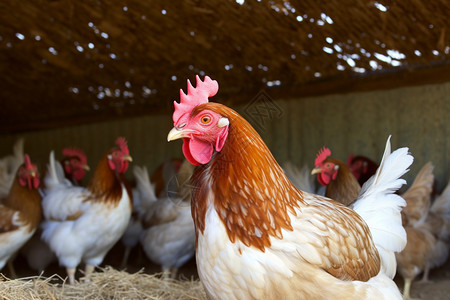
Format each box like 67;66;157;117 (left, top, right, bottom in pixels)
182;139;200;166
318;173;330;186
182;138;213;165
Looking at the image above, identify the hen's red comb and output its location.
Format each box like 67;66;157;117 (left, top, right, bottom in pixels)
24;154;33;169
315;147;331;166
115;137;129;155
62;147;88;164
172;75;219;125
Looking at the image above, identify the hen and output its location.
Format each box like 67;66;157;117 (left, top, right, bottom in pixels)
134;161;196;278
41;137;132;284
150;158;183;198
420;177;450;281
0;154;41;271
120;158;183;268
347;154;379;186
167;75;413;299
283;162;319;195
395;162;435;300
60;147;90;185
311;147;361;206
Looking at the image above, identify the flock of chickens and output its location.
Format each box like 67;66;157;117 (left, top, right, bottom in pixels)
0;138;196;285
0;75;449;300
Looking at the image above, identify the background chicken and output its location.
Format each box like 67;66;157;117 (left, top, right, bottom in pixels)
420;177;450;282
0;154;41;273
395;162;436;300
41;137;132;284
120;157;183;268
150;158;183;198
167;75;413;299
0;138;24;200
282;162;323;195
347;154;379;186
311;147;361;206
134;159;196;279
19;147;91;274
60;147;90;185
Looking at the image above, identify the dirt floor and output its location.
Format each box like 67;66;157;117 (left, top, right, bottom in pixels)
394;257;450;300
3;241;450;300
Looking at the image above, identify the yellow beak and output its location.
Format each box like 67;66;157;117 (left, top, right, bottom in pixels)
82;165;90;171
311;167;322;175
167;127;197;142
123;155;133;162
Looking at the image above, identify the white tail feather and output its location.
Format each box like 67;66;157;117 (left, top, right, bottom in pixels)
133;166;158;209
44;150;69;189
351;135;414;278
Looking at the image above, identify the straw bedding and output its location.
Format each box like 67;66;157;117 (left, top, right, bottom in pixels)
0;266;206;300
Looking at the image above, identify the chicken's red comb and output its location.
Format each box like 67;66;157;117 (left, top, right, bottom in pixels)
24;154;32;169
62;147;88;164
115;137;129;155
172;75;219;125
315;147;331;166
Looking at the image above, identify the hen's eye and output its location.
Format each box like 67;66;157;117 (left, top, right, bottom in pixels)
201;115;211;124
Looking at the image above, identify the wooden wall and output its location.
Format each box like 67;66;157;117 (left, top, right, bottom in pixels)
1;81;448;192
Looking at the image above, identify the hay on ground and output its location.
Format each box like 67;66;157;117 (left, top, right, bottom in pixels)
0;266;206;300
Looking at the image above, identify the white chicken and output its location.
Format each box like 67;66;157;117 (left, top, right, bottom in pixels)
134;161;196;278
41;137;132;284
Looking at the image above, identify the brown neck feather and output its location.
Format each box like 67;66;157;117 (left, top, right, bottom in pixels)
3;176;42;231
324;158;361;206
87;154;125;204
191;103;304;251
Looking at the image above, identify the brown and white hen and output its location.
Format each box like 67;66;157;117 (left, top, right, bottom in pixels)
167;75;413;300
0;154;41;271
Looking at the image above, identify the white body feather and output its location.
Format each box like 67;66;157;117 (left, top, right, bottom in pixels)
134;165;196;271
120;188;144;249
0;211;35;270
140;202;195;270
198;202;403;300
41;151;131;269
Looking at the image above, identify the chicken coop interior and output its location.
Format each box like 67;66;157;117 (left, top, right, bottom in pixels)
1;0;450;299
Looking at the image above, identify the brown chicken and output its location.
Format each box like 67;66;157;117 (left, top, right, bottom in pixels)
311;147;361;206
0;154;41;271
420;177;450;282
395;162;435;300
395;226;436;300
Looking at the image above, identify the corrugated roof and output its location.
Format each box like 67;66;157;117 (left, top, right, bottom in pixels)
0;0;449;133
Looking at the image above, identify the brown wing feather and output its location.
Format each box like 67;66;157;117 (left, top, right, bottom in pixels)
301;196;381;281
0;205;19;233
402;162;434;225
